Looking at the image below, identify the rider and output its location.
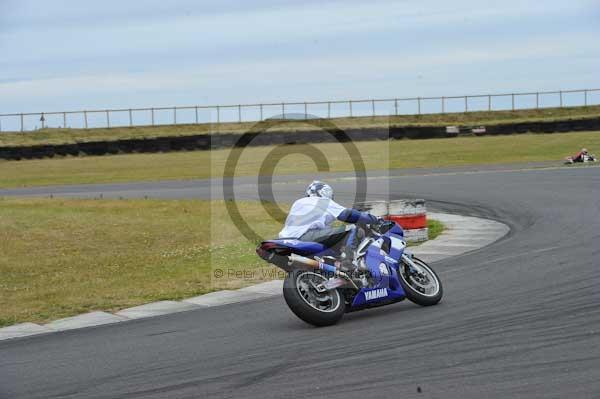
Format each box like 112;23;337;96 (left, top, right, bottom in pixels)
278;180;382;271
572;148;589;162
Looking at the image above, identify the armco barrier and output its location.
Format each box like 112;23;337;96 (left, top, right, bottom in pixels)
1;117;600;160
356;199;428;242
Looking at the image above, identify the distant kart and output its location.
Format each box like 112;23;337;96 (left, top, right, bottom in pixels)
257;220;442;326
564;154;597;165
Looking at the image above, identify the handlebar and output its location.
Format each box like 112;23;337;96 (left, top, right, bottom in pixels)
371;219;395;235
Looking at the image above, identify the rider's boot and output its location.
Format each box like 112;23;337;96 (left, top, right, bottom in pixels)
337;253;355;274
338;226;367;275
338;245;362;276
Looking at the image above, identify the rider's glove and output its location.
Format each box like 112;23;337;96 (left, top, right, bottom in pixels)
373;217;387;231
338;209;379;225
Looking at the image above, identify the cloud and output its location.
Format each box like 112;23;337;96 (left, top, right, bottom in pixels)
0;0;598;113
1;0;593;62
2;30;597;111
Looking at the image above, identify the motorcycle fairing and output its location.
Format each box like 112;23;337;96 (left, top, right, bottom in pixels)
261;239;329;256
351;245;405;307
385;232;407;260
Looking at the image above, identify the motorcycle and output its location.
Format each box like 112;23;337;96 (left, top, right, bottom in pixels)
565;153;597;164
256;220;443;326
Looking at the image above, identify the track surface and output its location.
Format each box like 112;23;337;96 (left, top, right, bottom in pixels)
1;165;600;398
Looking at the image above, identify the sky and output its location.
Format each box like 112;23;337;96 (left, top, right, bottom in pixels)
1;0;599;122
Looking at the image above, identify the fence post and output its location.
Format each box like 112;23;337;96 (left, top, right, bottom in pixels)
174;107;177;124
304;102;308;120
441;97;445;113
488;95;492;111
559;91;563;107
151;108;155;126
63;112;67;129
20;113;24;132
584;89;588;106
106;111;110;128
281;103;285;119
417;97;421;115
394;99;398;116
129;109;133;127
327;102;331;119
536;92;539;109
238;105;241;123
84;111;88;129
349;100;353;117
259;104;263;121
371;99;375;117
216;106;220;124
195;106;199;124
464;96;468;112
40;113;45;129
511;94;515;111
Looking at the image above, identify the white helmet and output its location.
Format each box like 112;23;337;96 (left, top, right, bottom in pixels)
305;180;334;200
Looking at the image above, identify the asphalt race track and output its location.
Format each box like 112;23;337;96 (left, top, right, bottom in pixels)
1;165;599;398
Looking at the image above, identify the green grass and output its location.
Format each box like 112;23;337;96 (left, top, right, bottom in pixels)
1;130;599;188
0;197;445;327
1;105;600;147
427;219;444;241
0;198;286;327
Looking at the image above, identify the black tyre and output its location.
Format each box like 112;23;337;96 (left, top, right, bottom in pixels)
398;256;443;306
283;270;345;327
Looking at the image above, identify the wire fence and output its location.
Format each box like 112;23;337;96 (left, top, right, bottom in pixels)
1;88;599;133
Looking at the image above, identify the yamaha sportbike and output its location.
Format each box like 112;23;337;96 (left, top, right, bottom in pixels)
565;153;597;164
257;220;443;326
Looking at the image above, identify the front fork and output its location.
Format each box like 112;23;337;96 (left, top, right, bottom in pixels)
401;253;422;275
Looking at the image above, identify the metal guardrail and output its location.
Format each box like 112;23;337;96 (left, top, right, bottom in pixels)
0;88;599;133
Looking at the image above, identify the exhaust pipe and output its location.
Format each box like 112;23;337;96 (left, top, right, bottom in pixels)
288;254;359;290
288;253;336;273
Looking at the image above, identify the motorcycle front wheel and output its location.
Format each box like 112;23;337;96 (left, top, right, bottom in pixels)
399;256;443;306
283;270;346;326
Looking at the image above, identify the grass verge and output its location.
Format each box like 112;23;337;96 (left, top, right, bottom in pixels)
1;105;600;147
426;219;445;241
0;198;278;327
1;131;599;188
0;197;444;327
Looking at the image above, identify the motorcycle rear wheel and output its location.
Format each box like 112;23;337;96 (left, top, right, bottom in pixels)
283;270;346;326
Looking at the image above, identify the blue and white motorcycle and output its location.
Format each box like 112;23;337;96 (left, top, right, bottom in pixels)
257;220;443;326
